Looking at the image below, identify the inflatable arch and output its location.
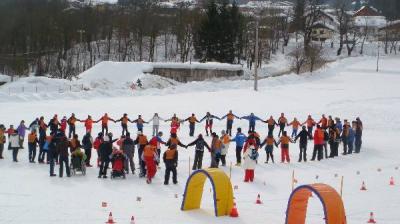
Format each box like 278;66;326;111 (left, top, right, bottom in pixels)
285;183;347;224
181;168;234;217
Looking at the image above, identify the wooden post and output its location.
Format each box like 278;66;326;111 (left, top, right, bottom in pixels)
291;170;295;191
340;176;344;198
229;162;232;179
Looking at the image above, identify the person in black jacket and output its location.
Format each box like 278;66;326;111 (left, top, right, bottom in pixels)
186;134;210;170
295;126;312;162
122;133;136;175
82;132;93;167
163;144;178;185
57;135;70;178
98;133;117;178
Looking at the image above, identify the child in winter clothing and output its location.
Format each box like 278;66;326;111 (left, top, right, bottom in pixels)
116;114;132;136
231;128;247;166
199;112;221;136
28;130;38;163
9;130;20;162
132;115;147;132
278;113;288;137
148;113;164;136
163;144;178;185
240;113;262;132
221;110;239;136
185;114;199;137
243;142;258;182
96;113;115;135
143;144;158;184
149;132;166;167
302;115;316;140
210;133;223;168
289;118;301;138
263;116;277;136
220;130;230;166
260;133;277;163
295;126;312;162
276;131;294;163
187;134;210;170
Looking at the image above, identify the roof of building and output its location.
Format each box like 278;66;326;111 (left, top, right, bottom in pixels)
353;5;381;17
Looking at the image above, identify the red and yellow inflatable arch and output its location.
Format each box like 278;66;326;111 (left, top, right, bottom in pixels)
285;183;347;224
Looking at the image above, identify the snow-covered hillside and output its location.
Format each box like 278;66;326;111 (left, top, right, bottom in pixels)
0;56;399;223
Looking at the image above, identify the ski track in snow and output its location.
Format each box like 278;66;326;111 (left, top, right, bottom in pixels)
0;56;400;223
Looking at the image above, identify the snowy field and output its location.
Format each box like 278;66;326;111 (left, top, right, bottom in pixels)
0;55;400;223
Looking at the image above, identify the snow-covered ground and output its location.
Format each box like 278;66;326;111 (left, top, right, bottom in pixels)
0;55;399;223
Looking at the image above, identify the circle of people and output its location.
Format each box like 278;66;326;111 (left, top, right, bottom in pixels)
0;111;363;184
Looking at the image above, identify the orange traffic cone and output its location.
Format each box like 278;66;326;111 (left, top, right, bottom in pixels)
360;181;367;191
367;212;376;223
256;194;262;204
390;177;395;186
229;202;239;217
106;212;115;224
130;216;135;224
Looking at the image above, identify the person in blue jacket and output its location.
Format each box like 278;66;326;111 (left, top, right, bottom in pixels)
347;122;356;154
231;128;247;166
240;113;262;132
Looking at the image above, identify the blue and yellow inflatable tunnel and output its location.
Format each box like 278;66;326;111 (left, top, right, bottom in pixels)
181;168;234;217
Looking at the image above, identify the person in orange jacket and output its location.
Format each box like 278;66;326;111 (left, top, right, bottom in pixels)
131;115;148;132
116;113;132;136
28;129;38;163
184;114;199;137
277;113;288;137
142;144;158;184
263;116;277;136
318;114;328;129
96;113;115;135
302;115;316;140
288;117;301;138
136;131;148;177
79;115;95;134
259;133;277;163
67;113;77;138
276;131;294;163
221;110;240;136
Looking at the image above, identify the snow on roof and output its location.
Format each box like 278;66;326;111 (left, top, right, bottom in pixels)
379;20;400;30
152;62;243;71
354;16;387;28
353;5;381;17
311;22;336;31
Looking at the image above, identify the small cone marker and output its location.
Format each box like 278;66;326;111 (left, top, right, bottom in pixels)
357;171;360;175
234;185;238;190
105;212;115;224
256;194;262;204
130;216;135;224
293;178;298;184
263;181;266;186
367;212;376;223
229;201;239;217
101;202;108;208
395;166;399;170
334;173;338;178
390;176;395;186
136;197;142;202
360;181;367;191
377;168;381;172
315;175;319;180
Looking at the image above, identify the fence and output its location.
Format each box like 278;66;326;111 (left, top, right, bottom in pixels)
5;84;87;95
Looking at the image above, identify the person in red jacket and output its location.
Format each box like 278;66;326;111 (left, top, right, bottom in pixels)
96;113;115;135
93;132;103;167
311;125;324;161
60;116;67;133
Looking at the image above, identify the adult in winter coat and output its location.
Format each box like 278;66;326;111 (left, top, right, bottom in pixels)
17;120;29;148
311;125;324;161
328;126;340;158
6;125;15;150
135;131;148;177
96;113;115;135
259;133;277;163
98;134;116;178
288;118;301;138
27;130;38;163
341;120;350;155
48;115;60;134
220;130;230;166
143;144;157;184
57;136;71;178
200;112;221;136
48;133;58;176
82;132;93;167
294;126;312;162
79;115;95;134
122;133;136;174
302;115;316;140
69;134;81;153
263;116;277;136
323;129;329;159
221;110;240;136
116;114;132;136
0;126;5;159
29;118;40;133
163;144;178;185
231;128;247;166
240;113;262;132
187;134;210;170
166;133;186;149
335;118;343;134
67;113;77;138
347;123;356;154
210;133;223;168
276;131;294;163
185;114;199;137
355;117;363;153
148;113;164;136
9;130;20;162
318;114;328;130
243;142;258;182
93;133;103;167
277;113;288;137
132;115;148;132
60;116;67;133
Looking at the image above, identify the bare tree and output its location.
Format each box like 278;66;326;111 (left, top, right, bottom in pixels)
334;0;351;56
307;44;324;73
289;44;307;74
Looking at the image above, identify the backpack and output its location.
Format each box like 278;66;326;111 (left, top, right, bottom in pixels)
249;148;259;160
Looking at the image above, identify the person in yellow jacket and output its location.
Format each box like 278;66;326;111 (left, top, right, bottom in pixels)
185;114;199;137
28;130;38;163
